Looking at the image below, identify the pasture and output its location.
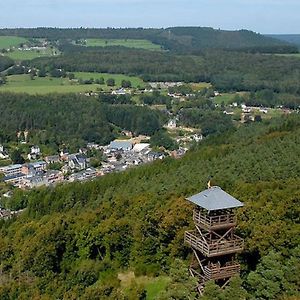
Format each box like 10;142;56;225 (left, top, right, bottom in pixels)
85;38;162;51
0;36;28;49
0;73;145;94
190;82;211;90
275;53;300;58
213;92;245;105
6;47;58;61
74;72;145;88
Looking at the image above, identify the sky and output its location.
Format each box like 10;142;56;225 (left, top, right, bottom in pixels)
1;0;299;34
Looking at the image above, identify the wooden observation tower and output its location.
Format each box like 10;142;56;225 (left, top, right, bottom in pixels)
184;185;244;294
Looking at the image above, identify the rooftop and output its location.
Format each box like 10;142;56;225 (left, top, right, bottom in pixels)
109;140;133;150
186;186;243;211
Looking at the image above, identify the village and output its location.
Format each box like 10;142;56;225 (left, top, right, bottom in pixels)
0;133;190;192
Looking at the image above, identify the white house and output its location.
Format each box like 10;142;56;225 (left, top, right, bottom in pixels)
0;145;9;159
166;119;177;129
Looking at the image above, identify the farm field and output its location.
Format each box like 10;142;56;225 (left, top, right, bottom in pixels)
0;36;28;49
213;92;247;105
275;53;300;58
74;72;145;88
85;38;162;51
0;73;145;94
6;47;58;60
190;82;211;90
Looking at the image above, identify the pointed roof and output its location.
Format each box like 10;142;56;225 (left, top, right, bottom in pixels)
186;186;243;211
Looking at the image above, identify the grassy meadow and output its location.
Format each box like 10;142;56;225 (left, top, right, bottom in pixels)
0;73;145;94
74;72;145;87
0;36;28;49
85;38;162;51
275;53;300;58
190;82;211;91
6;47;58;61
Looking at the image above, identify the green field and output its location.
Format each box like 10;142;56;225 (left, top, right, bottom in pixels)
0;36;28;49
275;53;300;58
145;277;170;300
213;92;247;105
190;82;211;90
6;47;58;61
85;38;162;51
74;72;145;88
0;73;145;94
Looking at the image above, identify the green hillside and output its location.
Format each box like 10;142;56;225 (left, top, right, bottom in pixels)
0;114;299;299
0;27;296;53
0;36;28;49
268;34;300;47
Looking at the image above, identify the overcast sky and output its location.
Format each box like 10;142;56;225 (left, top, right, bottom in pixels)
1;0;299;34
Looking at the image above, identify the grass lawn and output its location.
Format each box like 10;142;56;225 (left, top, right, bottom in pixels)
74;72;145;88
274;53;300;58
144;277;170;300
0;73;145;94
6;47;58;61
0;36;28;49
190;82;211;91
213;92;248;105
118;272;170;300
85;38;162;51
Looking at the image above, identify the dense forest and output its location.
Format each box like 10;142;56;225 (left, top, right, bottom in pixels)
0;27;296;53
0;56;14;72
0;114;299;299
0;93;165;151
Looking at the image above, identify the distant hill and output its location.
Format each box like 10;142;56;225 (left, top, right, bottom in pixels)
0;27;297;53
267;34;300;47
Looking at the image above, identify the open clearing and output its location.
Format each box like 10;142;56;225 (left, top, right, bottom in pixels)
275;53;300;58
0;36;28;49
190;82;211;90
118;271;170;300
213;92;247;105
0;73;145;94
85;38;162;51
6;48;58;61
74;72;145;87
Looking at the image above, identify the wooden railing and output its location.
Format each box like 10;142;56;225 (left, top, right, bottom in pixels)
185;231;244;257
203;262;240;280
193;210;236;229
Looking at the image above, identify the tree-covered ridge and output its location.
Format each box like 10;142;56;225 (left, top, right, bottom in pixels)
267;34;300;47
0;115;299;299
0;93;164;148
0;27;297;53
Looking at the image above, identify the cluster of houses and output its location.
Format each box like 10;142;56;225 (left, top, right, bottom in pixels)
148;82;183;89
0;161;64;189
88;140;166;175
0;137;186;190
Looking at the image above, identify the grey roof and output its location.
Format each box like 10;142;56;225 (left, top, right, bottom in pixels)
109;140;133;150
186;186;243;211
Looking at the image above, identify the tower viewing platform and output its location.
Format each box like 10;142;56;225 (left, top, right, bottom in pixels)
184;185;244;294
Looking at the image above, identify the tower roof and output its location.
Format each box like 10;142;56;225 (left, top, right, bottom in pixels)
186;186;243;211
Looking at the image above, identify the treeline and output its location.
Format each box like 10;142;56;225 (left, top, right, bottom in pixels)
0;93;164;150
178;109;234;136
26;47;199;82
0;115;299;299
25;47;300;99
0;27;296;53
0;56;14;72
